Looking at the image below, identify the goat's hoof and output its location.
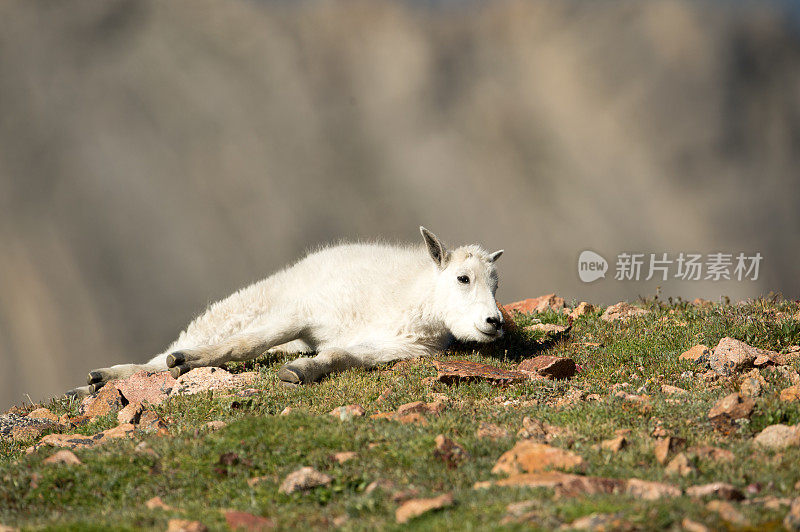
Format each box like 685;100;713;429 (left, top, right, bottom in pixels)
277;366;304;384
87;371;104;385
169;364;190;379
65;386;91;400
166;352;186;368
279;380;299;389
88;382;105;394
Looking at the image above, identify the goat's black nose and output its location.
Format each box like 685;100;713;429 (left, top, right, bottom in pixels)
486;316;503;328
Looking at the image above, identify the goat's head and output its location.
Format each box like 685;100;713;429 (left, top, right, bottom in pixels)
420;227;504;343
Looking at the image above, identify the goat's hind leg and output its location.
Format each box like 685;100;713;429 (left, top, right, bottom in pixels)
65;385;93;400
278;348;361;384
85;355;169;393
166;320;303;378
279;342;423;384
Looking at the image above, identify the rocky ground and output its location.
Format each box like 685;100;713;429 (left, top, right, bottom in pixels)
1;295;800;531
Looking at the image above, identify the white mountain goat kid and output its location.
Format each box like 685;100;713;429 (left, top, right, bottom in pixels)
69;227;504;397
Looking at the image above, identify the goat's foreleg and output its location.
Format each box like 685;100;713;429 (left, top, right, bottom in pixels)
165;319;304;378
83;356;175;393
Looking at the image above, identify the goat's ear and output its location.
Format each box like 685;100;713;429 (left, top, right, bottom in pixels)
489;250;504;262
420;226;447;268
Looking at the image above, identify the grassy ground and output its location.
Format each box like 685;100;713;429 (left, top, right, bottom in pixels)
1;297;800;531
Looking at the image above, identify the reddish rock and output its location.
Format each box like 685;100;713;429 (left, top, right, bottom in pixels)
654;437;686;465
10;421;54;442
753;424;800;450
517;356;576;380
661;384;687;395
756;495;792;510
332;451;357;464
524;323;570;338
497;302;517;333
145;496;173;510
679;345;710;364
554;476;626;498
708;393;754;430
614;391;651;412
278;467;332;494
43;449;82;466
37;423;135;450
688;445;734;462
784;346;800;364
785;497;800;531
434;434;469;467
390;488;421;503
166;520;208;532
477;472;677;501
665;453;694;477
36;433;96;450
364;479;395;495
504;294;565;315
517;417;574;443
706;500;747;526
395;413;428;426
81;385;125;419
600;302;649;322
396;402;427;416
569;302;595;320
246;476;271;488
170;368;257;396
739;369;766;397
600;435;627;453
517;417;548;441
686;482;744;501
754;348;787;366
554;388;586;408
79;372;176;422
224;511;275;531
503;298;539;314
138;410;168;434
699;370;719;382
395;494;454;524
329;404;366;419
492;441;584;475
709;337;776;375
780;385;800;403
568;513;632;531
27;408;59;423
432;359;528;385
372;401;445;424
624;478;681;500
682;519;710;532
117;402;144;425
478;471;574;490
476;422;509;440
204;420;227;431
115;371;177;406
773;366;800;386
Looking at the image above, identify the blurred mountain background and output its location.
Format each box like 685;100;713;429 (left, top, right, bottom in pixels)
1;0;799;409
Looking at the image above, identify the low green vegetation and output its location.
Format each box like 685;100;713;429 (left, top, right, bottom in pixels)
1;297;799;530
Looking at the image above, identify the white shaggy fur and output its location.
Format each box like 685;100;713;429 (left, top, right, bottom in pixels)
72;228;503;396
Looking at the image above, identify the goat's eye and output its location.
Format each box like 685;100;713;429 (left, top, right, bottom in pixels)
457;275;470;284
